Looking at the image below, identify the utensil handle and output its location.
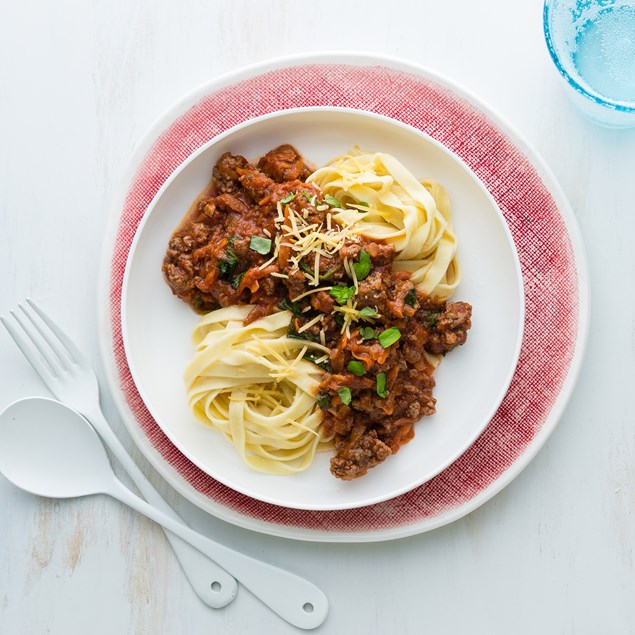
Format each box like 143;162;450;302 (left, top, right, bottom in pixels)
108;477;328;630
84;404;237;608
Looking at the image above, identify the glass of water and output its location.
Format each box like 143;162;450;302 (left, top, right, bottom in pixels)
544;0;635;128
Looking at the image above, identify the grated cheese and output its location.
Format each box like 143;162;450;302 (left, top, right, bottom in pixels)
291;285;334;302
265;198;359;285
297;313;325;333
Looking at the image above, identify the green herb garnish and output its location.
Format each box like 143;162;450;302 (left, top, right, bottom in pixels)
329;285;356;305
299;261;314;275
359;306;379;320
404;287;417;307
378;327;401;348
324;194;341;208
428;314;438;327
347;360;366;376
300;259;339;281
249;235;272;255
352;249;372;281
360;327;378;340
217;258;235;279
376;372;387;398
304;351;331;371
287;320;320;342
217;237;239;280
316;392;331;409
337;387;352;405
281;192;295;204
278;297;301;315
319;265;340;280
230;271;245;290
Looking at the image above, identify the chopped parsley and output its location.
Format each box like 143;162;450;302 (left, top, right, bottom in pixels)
249;235;272;255
324;194;341;208
279;297;301;315
376;372;387;398
230;271;245;290
352;249;372;281
299;260;314;275
304;351;331;371
378;327;401;348
360;327;378;340
217;257;236;279
281;192;296;204
300;260;340;281
359;306;379;320
404;288;418;307
217;236;240;280
287;320;320;342
316;392;331;409
329;284;356;305
337;387;352;405
347;360;366;376
319;265;340;280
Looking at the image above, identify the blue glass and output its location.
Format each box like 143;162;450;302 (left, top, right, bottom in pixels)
544;0;635;128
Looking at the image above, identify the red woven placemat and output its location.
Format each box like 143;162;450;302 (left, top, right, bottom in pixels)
109;62;580;535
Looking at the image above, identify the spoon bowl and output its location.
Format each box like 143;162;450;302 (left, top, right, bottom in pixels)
0;396;328;630
0;396;112;498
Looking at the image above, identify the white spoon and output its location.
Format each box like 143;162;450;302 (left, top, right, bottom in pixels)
0;397;328;630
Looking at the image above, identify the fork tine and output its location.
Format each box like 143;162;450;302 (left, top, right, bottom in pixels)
17;302;72;372
0;313;60;385
25;298;85;366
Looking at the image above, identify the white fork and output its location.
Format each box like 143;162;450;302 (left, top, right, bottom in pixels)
1;299;238;608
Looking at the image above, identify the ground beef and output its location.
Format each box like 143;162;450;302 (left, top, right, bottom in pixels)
421;301;472;354
257;144;314;182
330;427;392;480
354;267;416;321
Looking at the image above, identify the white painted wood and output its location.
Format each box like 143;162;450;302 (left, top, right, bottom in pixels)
1;0;634;633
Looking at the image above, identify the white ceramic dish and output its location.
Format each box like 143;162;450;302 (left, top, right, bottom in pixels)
120;107;524;511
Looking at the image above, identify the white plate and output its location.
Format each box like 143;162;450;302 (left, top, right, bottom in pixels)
121;106;524;510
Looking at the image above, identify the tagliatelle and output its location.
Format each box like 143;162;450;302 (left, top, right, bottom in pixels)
307;147;460;299
184;305;333;474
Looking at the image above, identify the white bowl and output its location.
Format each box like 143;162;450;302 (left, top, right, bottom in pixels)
121;107;524;510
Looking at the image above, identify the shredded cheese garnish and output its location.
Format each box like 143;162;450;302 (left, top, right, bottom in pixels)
290;285;334;302
297;313;325;334
266;194;362;292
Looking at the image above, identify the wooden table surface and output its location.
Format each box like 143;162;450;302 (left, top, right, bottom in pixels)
1;1;634;633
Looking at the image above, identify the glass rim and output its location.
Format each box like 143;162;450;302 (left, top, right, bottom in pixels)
543;0;635;113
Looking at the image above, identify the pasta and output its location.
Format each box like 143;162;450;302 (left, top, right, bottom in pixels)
184;305;333;474
307;147;460;299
